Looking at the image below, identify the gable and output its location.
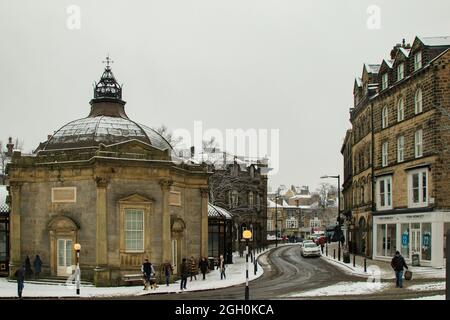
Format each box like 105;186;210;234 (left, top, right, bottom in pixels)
119;193;154;203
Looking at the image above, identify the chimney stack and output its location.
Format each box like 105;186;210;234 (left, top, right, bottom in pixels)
6;137;14;156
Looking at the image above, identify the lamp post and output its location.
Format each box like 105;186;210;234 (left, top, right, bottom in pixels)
320;175;341;261
74;243;81;295
274;188;280;247
243;229;252;300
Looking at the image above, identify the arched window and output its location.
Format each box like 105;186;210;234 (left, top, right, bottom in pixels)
248;191;254;207
382;106;389;129
231;190;239;208
397;97;404;122
414;88;423;114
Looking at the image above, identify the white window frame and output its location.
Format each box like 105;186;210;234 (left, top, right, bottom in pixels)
248;191;254;207
267;220;274;232
414;88;423;114
286;219;298;229
397;136;404;163
414;51;422;71
382;73;388;90
382;141;388;167
408;168;428;208
382;106;389;129
124;208;145;253
231;190;239;208
397;63;404;81
415;129;423;158
397;97;404;122
376;176;393;210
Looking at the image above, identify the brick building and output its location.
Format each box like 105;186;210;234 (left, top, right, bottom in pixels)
342;36;450;267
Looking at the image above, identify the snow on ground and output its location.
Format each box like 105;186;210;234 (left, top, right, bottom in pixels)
406;282;445;292
0;250;267;298
405;295;445;300
284;281;390;298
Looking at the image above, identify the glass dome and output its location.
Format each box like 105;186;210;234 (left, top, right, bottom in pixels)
41;116;173;151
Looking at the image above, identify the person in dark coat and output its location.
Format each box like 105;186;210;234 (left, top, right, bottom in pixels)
218;255;226;280
199;257;209;280
14;265;25;299
141;259;155;290
180;258;188;291
33;255;42;279
24;255;33;278
391;251;408;288
189;256;197;281
162;261;173;286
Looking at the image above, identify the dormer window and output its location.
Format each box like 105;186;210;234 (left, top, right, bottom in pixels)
397;63;404;81
381;73;388;90
414;51;422;71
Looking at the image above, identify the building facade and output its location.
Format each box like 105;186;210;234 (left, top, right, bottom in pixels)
6;64;210;285
342;36;450;267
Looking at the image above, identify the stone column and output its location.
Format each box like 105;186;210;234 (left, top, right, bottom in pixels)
9;183;21;277
94;177;109;286
160;179;172;263
200;188;209;258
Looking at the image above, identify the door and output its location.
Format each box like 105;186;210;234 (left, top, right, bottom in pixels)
57;239;73;276
411;228;421;255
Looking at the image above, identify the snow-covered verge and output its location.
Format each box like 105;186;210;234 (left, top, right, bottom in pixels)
406;282;445;292
0;250;270;298
283;281;390;298
405;295;445;300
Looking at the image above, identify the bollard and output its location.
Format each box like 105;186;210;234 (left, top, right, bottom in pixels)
254;259;257;275
333;249;336;260
364;258;367;273
353;254;356;267
326;243;328;256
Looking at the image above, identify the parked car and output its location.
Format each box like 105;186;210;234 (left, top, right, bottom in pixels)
300;242;321;257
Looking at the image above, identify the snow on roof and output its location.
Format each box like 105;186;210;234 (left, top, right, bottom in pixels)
267;199;278;208
418;36;450;47
365;64;381;74
398;47;411;57
384;59;394;68
355;77;362;87
290;194;311;199
0;185;9;213
208;203;233;220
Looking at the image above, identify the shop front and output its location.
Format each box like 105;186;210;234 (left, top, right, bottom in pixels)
373;211;450;267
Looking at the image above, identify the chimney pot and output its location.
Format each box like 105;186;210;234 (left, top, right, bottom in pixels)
6;136;14;156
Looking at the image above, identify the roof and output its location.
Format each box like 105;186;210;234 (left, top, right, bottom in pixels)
398;47;411;58
208;203;233;220
290;194;311;200
0;185;9;213
364;64;381;74
418;36;450;47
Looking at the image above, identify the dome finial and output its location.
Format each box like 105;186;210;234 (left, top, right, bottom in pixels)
102;54;114;70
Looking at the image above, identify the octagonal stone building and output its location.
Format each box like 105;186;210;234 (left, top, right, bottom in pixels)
7;64;210;286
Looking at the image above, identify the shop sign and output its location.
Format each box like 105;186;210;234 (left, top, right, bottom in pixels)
402;231;409;246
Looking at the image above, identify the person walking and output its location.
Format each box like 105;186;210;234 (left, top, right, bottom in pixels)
33;255;42;279
162;261;173;286
391;251;408;288
141;259;155;290
218;254;226;280
24;255;33;279
199;257;209;280
14;265;25;299
189;256;197;281
180;258;188;291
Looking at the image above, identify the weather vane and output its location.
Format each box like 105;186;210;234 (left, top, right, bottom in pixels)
102;54;114;69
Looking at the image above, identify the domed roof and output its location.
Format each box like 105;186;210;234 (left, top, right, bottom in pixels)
38;59;173;152
42;116;173;151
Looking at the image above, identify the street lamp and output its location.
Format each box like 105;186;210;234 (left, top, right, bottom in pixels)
320;175;341;261
243;229;252;300
274;189;281;247
74;243;81;295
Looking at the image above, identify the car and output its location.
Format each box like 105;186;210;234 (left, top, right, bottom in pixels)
300;242;321;257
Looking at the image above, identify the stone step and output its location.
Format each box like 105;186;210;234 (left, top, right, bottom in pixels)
7;277;94;286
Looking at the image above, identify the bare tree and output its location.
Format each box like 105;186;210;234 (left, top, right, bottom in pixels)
155;125;183;149
315;182;337;208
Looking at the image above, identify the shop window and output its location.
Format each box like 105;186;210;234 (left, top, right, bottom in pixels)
377;224;386;256
377;223;396;257
421;223;432;261
401;223;410;259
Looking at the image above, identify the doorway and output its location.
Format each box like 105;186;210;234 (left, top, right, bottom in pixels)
57;239;73;276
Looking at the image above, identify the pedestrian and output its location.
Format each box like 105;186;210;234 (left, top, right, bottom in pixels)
162;261;173;286
24;255;33;278
199;257;209;280
141;259;155;290
33;255;42;279
218;254;226;280
391;251;408;288
14;265;25;299
189;256;197;281
180;258;188;291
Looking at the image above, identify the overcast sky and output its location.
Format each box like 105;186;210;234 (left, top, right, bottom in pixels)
0;0;449;192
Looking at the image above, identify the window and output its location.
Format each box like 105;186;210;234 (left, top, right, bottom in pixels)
408;169;428;207
171;240;177;271
360;186;365;204
267;220;274;231
397;63;404;81
397;136;404;163
401;224;410;259
421;223;432;261
231;190;239;208
414;51;422;71
377;176;392;210
382;141;388;167
310;218;321;228
382;73;389;90
286;219;298;229
382;106;389;129
248;192;254;207
414;88;423;114
415;129;423;158
376;224;397;257
256;194;261;210
125;209;144;252
397;98;404;122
